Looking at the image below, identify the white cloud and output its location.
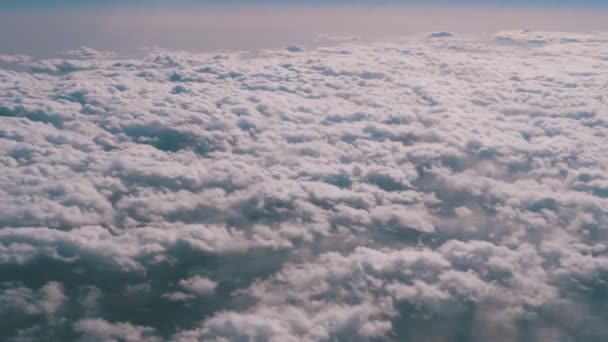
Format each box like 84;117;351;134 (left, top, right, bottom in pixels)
74;319;160;342
178;276;217;296
0;29;607;341
0;282;65;317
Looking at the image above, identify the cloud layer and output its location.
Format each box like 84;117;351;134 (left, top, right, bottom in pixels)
1;30;608;341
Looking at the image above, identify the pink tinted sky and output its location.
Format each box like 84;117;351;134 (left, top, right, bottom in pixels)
2;7;608;56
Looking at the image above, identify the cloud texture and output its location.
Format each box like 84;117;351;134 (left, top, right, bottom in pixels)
1;30;608;341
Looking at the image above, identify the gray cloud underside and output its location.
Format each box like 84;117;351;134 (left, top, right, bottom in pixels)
1;30;608;341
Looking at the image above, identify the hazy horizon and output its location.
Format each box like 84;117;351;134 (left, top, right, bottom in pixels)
3;6;608;57
3;0;608;10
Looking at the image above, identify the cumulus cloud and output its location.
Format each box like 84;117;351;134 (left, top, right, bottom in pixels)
0;281;66;317
1;30;608;341
178;276;217;296
74;318;160;342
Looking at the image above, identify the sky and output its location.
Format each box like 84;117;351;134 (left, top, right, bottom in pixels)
2;0;608;9
2;5;608;57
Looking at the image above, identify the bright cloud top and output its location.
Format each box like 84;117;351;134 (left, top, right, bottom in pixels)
0;30;608;341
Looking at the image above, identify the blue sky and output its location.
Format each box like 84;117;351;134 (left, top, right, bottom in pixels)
2;0;608;9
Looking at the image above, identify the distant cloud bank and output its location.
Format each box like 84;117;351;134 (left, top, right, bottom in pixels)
1;30;608;341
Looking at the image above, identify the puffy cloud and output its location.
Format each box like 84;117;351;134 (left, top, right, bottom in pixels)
0;29;608;341
178;276;217;296
0;281;66;316
74;319;160;342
